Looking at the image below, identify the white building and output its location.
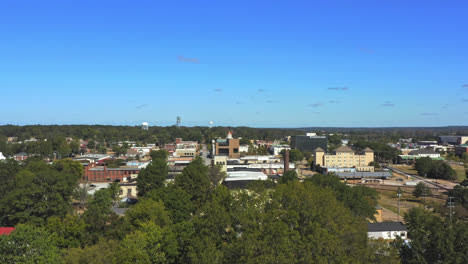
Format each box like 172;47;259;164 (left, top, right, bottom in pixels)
367;222;408;240
239;155;281;164
239;145;249;153
225;171;268;182
0;152;6;160
268;145;291;156
408;149;441;158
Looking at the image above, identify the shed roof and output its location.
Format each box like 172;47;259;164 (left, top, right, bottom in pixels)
367;222;407;232
0;227;15;235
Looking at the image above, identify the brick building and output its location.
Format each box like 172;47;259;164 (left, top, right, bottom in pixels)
213;131;240;158
83;163;140;182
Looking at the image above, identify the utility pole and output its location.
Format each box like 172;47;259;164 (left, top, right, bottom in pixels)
397;187;402;222
447;196;455;223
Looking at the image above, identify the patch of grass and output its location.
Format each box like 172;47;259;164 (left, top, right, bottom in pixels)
396;165;418;175
377;189;425;216
451;165;466;182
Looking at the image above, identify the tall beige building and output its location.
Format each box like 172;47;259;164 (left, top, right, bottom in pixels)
313;146;374;172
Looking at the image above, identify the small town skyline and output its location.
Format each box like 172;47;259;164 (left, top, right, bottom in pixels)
1;1;467;127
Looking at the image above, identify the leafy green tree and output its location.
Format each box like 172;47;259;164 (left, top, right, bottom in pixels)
117;221;179;264
227;182;370;263
0;224;61;264
279;170;298;184
208;164;227;189
63;239;119;264
150;149;169;160
415;157;433;177
137;158;168;197
415;158;456;180
70;140;81;154
413;182;432;198
448;184;468;209
98;145;107;154
369;161;381;170
46;214;86;249
239;138;251;145
58;141;72;157
367;239;401;264
125;199;172;228
108;182;120;205
189;187;234;263
282;149;304;162
147;184;194;223
52;158;84;178
176;157;210;207
83;188;117;244
0;158;21;199
87;140;96;150
1;162;81;226
428;161;456;181
399;207;468;263
73;183;91;209
307;174;378;219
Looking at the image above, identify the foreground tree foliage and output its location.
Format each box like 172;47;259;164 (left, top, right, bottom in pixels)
0;224;62;264
398;207;468;264
307;173;379;219
2;156;467;263
137;150;169;197
0;161;81;226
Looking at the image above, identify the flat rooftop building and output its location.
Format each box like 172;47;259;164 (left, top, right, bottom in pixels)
291;134;328;152
213;131;240;158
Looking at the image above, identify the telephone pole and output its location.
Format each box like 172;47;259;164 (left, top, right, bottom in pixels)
447;196;455;223
397;187;402;222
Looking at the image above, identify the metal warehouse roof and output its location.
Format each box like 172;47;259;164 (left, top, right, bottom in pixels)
335;172;392;178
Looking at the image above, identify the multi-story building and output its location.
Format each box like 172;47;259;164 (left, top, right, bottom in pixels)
268;144;291;156
213;131;240;158
175;138;198;150
313;146;374;172
291;133;328;152
438;135;468;145
455;144;468;157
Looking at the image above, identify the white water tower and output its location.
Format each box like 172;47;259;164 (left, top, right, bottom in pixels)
142;122;149;131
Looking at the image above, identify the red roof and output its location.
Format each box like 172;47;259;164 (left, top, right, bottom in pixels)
0;227;15;235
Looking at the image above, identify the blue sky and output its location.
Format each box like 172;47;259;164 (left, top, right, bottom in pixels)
1;0;467;127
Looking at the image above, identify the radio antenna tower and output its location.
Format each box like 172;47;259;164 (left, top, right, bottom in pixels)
176;116;181;127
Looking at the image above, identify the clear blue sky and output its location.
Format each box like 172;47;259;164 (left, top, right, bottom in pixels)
1;0;467;127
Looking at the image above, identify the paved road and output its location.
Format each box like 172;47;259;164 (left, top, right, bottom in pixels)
384;165;453;191
200;144;212;166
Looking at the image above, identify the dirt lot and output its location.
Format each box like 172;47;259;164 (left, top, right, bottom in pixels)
377;189;445;221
